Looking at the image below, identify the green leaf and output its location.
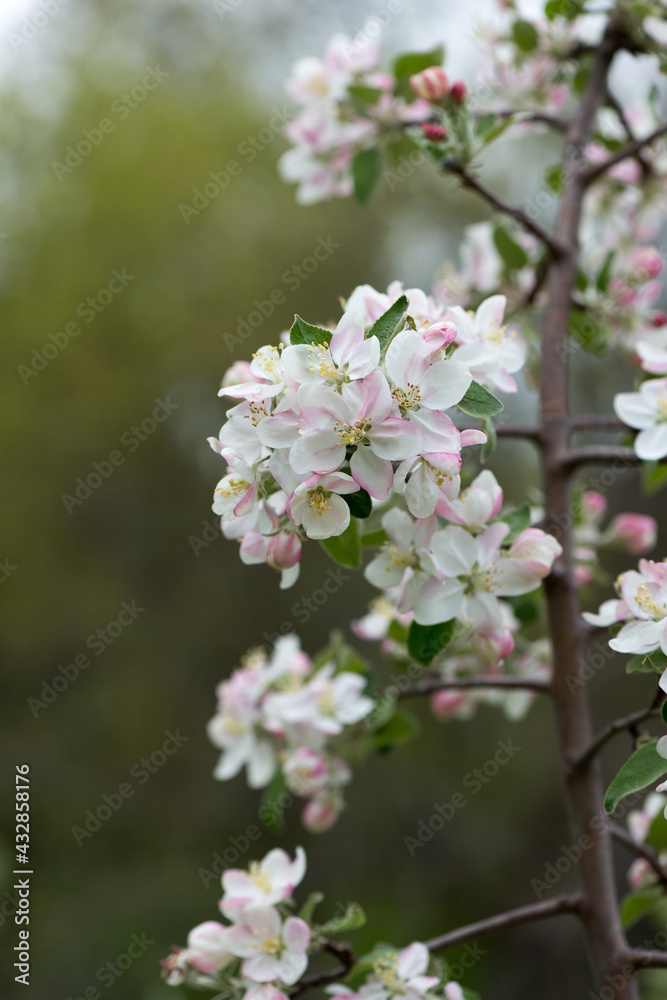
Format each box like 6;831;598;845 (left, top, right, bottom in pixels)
545;0;582;19
290;314;331;348
596;250;615;293
362;529;389;548
544;163;563;193
626;654;660;674
388;618;408;643
343;488;373;520
604;742;667;814
646;649;667;672
364;693;398;733
569;308;608;356
512;19;539;51
408;619;456;665
299;891;324;923
348;85;384;107
497;503;531;544
474;113;497;138
662;701;667;725
259;771;288;832
321;518;361;568
493;225;529;270
392;46;445;100
643;461;667;496
353;148;382;204
372;710;421;751
457;380;503;419
647;809;667;852
318;901;366;935
481;417;497;462
367;295;408;354
621;889;664;929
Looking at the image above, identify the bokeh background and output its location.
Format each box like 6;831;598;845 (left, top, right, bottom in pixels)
1;1;666;998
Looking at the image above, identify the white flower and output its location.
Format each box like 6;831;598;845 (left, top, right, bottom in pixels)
220;847;307;918
614;378;667;460
288;472;359;539
448;295;526;393
226;906;311;985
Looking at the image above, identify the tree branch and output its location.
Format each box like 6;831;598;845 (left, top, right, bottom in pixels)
425;894;582;953
495;424;543;441
569;415;626;431
485;109;570;132
605;90;652;178
569;707;662;772
609;823;667;888
441;160;567;258
582;124;667;186
622;950;667;970
395;675;551;699
562;445;640;468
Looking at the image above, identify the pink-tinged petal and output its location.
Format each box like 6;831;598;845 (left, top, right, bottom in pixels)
404;464;444;519
460;428;487;447
283;917;312;951
258;410;300;449
637;341;667;374
635;424;667;461
420;358;472;410
385;330;430;388
208;435;225;455
219;381;282;400
319;471;360;494
409;408;462;453
422;319;457;351
397;942;429;979
510;528;562;567
350;447;393;499
475;294;507;330
582;599;628;628
369;417;424;460
490;368;518;393
302;493;350;540
290;431;346;475
492;558;549;596
609;619;662;654
234;483;257;518
430;525;478;576
243;954;282;983
345;369;397;423
476;521;510;563
240;532;269;565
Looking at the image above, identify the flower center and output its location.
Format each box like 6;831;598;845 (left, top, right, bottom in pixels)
635;582;665;619
385;544;416;571
308;345;345;386
393;382;421;410
248;862;272;892
334;419;370;446
253;346;282;383
373;957;403;993
657;397;667;422
308;487;332;517
261;936;281;955
424;459;453;486
463;562;498;594
243;401;271;426
216;477;250;498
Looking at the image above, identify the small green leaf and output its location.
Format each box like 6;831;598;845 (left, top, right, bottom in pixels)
364;693;398;733
647;809;667;852
497;503;531;544
353;147;382;204
481;417;497;462
626;655;660;675
362;529;389;548
544;163;563;193
643;461;667;496
545;0;582;20
512;19;539;51
662;701;667;725
493;226;529;270
621;889;664;929
299;891;324;923
604;742;667;814
367;295;408;354
321;518;361;568
596;250;615;293
457;380;503;419
372;710;421;751
646;649;667;672
408;619;456;665
348;85;383;107
290;315;331;348
569;308;608;356
388;619;408;644
343;488;372;520
318;901;366;935
474;113;497;138
259;771;288;832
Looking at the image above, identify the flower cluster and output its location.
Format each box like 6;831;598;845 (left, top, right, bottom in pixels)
583;557;667;688
207;636;374;832
625;791;667;891
209;283;529;587
363;470;562;636
163;847;465;1000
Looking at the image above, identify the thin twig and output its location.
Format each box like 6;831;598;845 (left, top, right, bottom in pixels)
570;415;626;431
441;160;566;258
570;707;662;772
609;823;667;888
495;424;543;441
481;109;570;132
562;446;640;469
622;950;667;970
605;90;652;178
582;124;667;186
395;675;551;698
425;894;583;953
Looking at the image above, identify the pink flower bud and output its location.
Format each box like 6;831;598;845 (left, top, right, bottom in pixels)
630;246;664;284
422;318;457;351
430;690;471;720
410;66;449;103
652;312;667;328
581;491;607;522
573;564;595;586
608;513;657;555
628;858;657;891
420;123;448;142
267;531;302;570
302;797;339;833
450;80;467;104
474;627;514;667
283;748;329;798
221;360;254;387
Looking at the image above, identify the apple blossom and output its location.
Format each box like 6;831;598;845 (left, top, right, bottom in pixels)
614;378;667;461
447;295;526;393
225;907;311;985
220;847;306;917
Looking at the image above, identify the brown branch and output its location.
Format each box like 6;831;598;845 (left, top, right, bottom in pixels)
570;415;626;431
291;966;348;997
425;894;583;953
605;90;652;178
582;124;667;186
441;159;566;258
487;109;570;132
622;950;667;970
569;707;662;772
609;823;667;888
495;424;543;441
395;675;551;698
562;445;639;468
